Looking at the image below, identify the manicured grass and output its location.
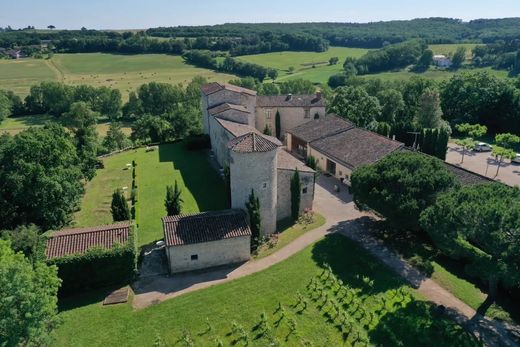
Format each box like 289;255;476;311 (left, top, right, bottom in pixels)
253;213;326;259
73;150;134;228
74;143;227;246
0;115;132;136
136;143;227;245
237;47;369;84
53;234;477;346
0;53;236;98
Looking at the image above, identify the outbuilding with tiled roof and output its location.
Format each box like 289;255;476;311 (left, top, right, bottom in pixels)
45;222;132;260
162;210;251;273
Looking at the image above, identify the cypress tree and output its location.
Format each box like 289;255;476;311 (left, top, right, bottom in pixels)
246;189;261;247
275;110;281;139
111;189;130;222
435;129;450;160
165;181;183;216
290;169;301;221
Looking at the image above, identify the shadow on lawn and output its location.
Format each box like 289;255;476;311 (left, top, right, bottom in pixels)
158;143;227;211
311;232;403;296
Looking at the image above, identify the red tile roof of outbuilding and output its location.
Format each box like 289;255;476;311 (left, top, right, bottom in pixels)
45;222;131;259
162;210;251;247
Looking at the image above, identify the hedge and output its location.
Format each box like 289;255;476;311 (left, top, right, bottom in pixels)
46;224;138;296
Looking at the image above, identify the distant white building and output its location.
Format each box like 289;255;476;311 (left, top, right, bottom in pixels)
433;55;452;68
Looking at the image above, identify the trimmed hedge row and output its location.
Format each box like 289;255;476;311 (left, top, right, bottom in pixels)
46;224;138;295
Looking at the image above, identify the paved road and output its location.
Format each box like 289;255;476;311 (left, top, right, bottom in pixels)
447;143;520;187
132;175;519;346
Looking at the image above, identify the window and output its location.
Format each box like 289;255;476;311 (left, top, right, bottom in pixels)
302;187;308;194
262;182;268;189
304;109;310;118
265;109;272;119
191;254;198;261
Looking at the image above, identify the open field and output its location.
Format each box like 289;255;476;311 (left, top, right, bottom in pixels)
429;43;482;59
237;47;369;84
0;114;132;136
54;234;477;346
73;143;227;246
0;53;236;98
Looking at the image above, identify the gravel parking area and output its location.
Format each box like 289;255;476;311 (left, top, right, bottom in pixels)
446;144;520;187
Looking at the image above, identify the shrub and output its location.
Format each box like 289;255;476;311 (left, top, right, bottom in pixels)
408;255;434;276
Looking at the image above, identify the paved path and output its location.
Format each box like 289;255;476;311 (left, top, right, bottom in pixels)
132;175;519;346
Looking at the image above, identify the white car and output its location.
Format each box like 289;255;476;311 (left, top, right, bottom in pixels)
474;142;492;152
512;154;520;164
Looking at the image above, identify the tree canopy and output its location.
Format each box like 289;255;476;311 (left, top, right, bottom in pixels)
420;184;520;296
0;239;61;346
350;151;457;230
0;124;84;231
328;86;381;128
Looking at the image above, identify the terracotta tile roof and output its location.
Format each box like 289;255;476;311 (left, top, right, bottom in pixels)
311;128;404;169
287;114;354;143
45;222;131;259
277;149;315;173
215;118;260;137
208;103;249;116
201;82;257;96
256;94;325;108
163;209;251;246
228;132;281;153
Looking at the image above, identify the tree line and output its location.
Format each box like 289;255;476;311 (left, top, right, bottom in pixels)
326;71;520;141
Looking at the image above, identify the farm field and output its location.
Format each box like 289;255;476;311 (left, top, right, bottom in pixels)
53;234;477;346
0;114;132;136
429;43;482;59
73;143;227;246
0;53;236;98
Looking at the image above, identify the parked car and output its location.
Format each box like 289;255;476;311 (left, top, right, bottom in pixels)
474;142;492;152
512;154;520;164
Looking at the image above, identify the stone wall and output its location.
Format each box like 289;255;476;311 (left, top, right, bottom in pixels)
230;149;278;236
255;106;326;139
276;169;315;221
308;146;353;182
165;236;251;273
202;89;257;134
209;117;234;167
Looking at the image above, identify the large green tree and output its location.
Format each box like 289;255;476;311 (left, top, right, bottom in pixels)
350;151;457;230
450;46;466;70
0;124;84;230
420;184;520;297
414;88;443;129
0;240;61;346
376;89;405;125
0;91;13;124
328;86;382;128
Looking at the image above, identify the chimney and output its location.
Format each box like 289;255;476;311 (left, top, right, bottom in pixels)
316;91;322;100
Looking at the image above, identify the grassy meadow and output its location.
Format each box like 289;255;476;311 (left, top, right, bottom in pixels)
0;114;132;136
54;234;477;346
0;53;236;98
74;143;227;246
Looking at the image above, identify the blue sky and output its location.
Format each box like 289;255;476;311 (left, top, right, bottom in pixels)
1;0;519;29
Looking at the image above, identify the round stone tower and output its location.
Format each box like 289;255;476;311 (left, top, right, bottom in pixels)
228;132;280;236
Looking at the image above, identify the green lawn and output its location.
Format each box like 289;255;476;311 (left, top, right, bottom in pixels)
0;53;236;99
74;143;227;246
0;115;132;136
253;213;326;259
429;43;482;60
53;234;477;346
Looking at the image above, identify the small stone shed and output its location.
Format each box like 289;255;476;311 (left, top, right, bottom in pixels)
162;209;251;274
